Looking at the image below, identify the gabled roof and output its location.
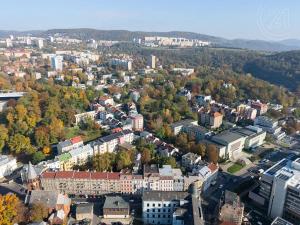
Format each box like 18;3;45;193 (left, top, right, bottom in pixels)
27;161;38;180
70;136;83;144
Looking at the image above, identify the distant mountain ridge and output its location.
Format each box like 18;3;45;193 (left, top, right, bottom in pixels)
0;28;299;52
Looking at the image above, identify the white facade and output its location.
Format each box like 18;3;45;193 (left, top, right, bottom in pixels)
51;55;63;71
0;155;17;179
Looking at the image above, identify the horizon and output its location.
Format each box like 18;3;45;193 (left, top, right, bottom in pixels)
1;0;300;41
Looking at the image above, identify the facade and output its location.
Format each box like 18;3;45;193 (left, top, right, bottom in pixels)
251;101;268;115
211;130;246;160
271;217;293;225
170;119;198;136
130;114;144;131
110;58;132;71
148;55;156;69
51;55;63;71
74;111;96;125
0;155;17;179
255;158;300;224
57;136;84;154
181;153;202;170
200;111;223;129
254;116;286;140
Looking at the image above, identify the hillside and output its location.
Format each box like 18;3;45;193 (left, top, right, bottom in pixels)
1;28;300;52
244;51;300;90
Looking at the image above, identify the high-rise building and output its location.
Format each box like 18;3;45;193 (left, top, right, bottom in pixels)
51;55;63;71
37;39;44;49
148;55;156;69
6;38;13;47
256;158;300;224
130;114;144;131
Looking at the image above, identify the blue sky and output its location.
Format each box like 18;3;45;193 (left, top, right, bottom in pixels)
1;0;299;40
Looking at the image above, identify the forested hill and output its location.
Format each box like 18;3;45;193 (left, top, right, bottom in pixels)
243;51;300;91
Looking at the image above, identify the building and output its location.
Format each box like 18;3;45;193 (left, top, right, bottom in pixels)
219;191;244;225
195;95;213;106
170;119;198;136
182;124;210;141
254;116;286;140
57;136;84;154
76;203;94;221
37;39;44;49
231;126;266;150
200;111;223;129
103;196;130;219
254;158;300;224
0;155;17;179
110;58;132;71
74;111;96;125
142;190;204;225
69;144;93;167
26;190;71;222
211;130;246;160
51;55;63;71
130;114;144;131
148;55;156;69
250;101;268;115
172;68;194;76
181;153;202;170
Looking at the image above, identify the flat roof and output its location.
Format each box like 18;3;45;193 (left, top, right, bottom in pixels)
212;130;244;143
103;196;129;209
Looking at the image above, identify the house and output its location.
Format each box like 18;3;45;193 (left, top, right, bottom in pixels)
200;111;223;129
76;203;94;221
99;96;115;106
170;119;198;135
57;136;83;154
181;153;202;170
74;111;96;125
103;196;130;220
182;124;210;141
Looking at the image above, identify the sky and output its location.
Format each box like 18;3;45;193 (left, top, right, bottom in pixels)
1;0;299;41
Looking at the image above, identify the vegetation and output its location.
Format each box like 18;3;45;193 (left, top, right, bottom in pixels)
227;163;245;174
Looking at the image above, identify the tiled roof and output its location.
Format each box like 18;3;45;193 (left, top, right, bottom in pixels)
73;171;91;179
70;136;82;144
41;171;56;179
55;171;75;179
208;163;218;172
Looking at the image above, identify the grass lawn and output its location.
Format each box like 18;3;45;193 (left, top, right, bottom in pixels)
64;127;103;142
227;163;245;174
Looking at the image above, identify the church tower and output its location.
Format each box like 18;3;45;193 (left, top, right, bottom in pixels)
26;162;40;190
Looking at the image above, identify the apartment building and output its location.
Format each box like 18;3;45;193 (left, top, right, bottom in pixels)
57;136;84;154
170;119;198;136
250;101;268;115
130;114;144;131
254;116;286;140
200;111;223;129
91;129;134;154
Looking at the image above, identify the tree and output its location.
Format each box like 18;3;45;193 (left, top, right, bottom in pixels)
93;153;115;172
0;125;8;152
116;150;133;171
195;143;206;157
28;202;48;223
42;146;51;156
141;148;151;164
49;117;64;142
34;126;50;148
0;193;26;225
207;144;219;164
8;134;34;155
32;151;46;164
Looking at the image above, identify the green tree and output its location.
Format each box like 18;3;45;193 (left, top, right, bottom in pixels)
8;134;34;154
93;153;115;172
116;150;133;171
32;151;46;164
34;126;50;148
141;148;151;165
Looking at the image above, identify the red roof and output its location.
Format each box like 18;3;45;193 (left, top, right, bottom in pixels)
208;163;218;172
212;112;222;117
91;172;109;179
107;172;120;180
41;171;56;179
55;171;74;179
73;171;91;179
70;136;83;144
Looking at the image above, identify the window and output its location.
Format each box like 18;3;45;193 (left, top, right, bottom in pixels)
158;209;160;212
147;209;149;212
152;209;155;212
153;203;155;207
147;203;149;207
152;215;155;218
158;203;161;207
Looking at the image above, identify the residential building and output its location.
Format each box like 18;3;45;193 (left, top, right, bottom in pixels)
182;124;210;141
195;95;213;106
181;153;202;170
191;163;218;192
148;55;156;69
57;136;83;154
69;144;93;167
37;39;44;49
170;119;198;135
74;111;96;125
254;116;286;140
211;130;246;160
51;55;63;71
130;114;144;131
250;101;268;115
200;111;223;129
0;155;17;179
110;58;132;71
172;68;194;76
219;191;244;225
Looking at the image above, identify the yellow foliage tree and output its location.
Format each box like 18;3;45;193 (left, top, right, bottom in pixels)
0;193;25;225
42;146;51;155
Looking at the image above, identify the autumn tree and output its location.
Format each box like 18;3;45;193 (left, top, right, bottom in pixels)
207;144;219;164
116;150;133;171
0;125;8;152
34;126;50;148
93;153;115;172
8;134;34;154
141;148;151;165
0;193;26;225
28;202;49;223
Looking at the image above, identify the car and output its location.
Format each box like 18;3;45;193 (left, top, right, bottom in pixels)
129;199;135;203
219;184;224;189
